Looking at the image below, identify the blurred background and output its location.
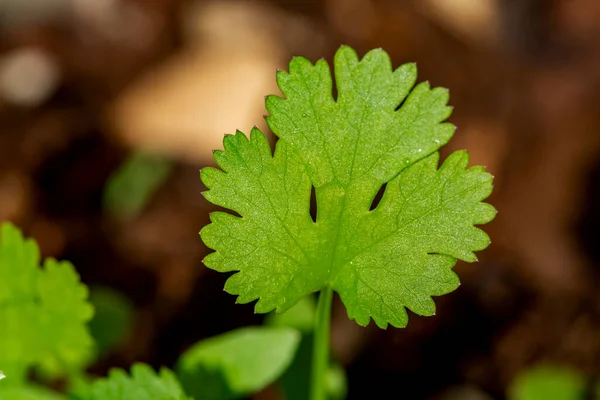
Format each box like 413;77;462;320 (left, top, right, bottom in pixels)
1;0;600;398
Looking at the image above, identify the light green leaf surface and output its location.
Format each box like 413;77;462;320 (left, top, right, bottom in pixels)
87;363;189;400
176;326;300;400
509;365;586;400
201;45;495;328
0;222;94;383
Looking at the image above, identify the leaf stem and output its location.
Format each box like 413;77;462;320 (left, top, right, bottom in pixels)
310;285;333;400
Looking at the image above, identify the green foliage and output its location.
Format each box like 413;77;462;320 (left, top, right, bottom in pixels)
66;372;95;400
104;151;172;219
509;365;586;400
88;286;134;356
325;363;347;400
200;45;496;328
266;298;347;400
176;326;301;400
265;295;317;333
86;363;189;400
0;222;94;384
0;385;67;400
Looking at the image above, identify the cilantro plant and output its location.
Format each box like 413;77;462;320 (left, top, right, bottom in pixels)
200;45;496;399
0;222;94;384
0;222;301;400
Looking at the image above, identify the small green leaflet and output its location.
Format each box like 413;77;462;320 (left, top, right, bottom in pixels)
200;45;496;328
87;363;190;400
0;222;94;383
176;326;300;400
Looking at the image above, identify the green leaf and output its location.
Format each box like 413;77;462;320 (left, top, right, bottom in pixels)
66;372;94;400
104;151;172;219
176;326;300;400
88;286;134;356
200;45;496;328
87;363;189;400
0;385;67;400
509;365;586;400
265;295;316;333
0;222;94;383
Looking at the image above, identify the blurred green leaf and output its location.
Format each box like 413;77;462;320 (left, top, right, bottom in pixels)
0;222;94;383
509;365;586;400
265;295;316;333
0;384;67;400
65;372;94;400
104;151;172;219
87;363;189;400
326;363;347;400
88;286;134;356
176;326;301;400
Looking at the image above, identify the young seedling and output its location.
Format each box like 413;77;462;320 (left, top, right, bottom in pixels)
200;45;496;399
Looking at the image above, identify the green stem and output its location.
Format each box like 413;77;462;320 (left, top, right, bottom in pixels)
310;285;333;400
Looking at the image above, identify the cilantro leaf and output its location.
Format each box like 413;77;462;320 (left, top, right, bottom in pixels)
176;326;300;400
0;222;94;383
200;45;496;328
87;363;189;400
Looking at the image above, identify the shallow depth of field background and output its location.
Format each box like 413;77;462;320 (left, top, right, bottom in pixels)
1;0;600;399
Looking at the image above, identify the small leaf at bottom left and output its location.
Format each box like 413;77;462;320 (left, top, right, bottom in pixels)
0;222;94;383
